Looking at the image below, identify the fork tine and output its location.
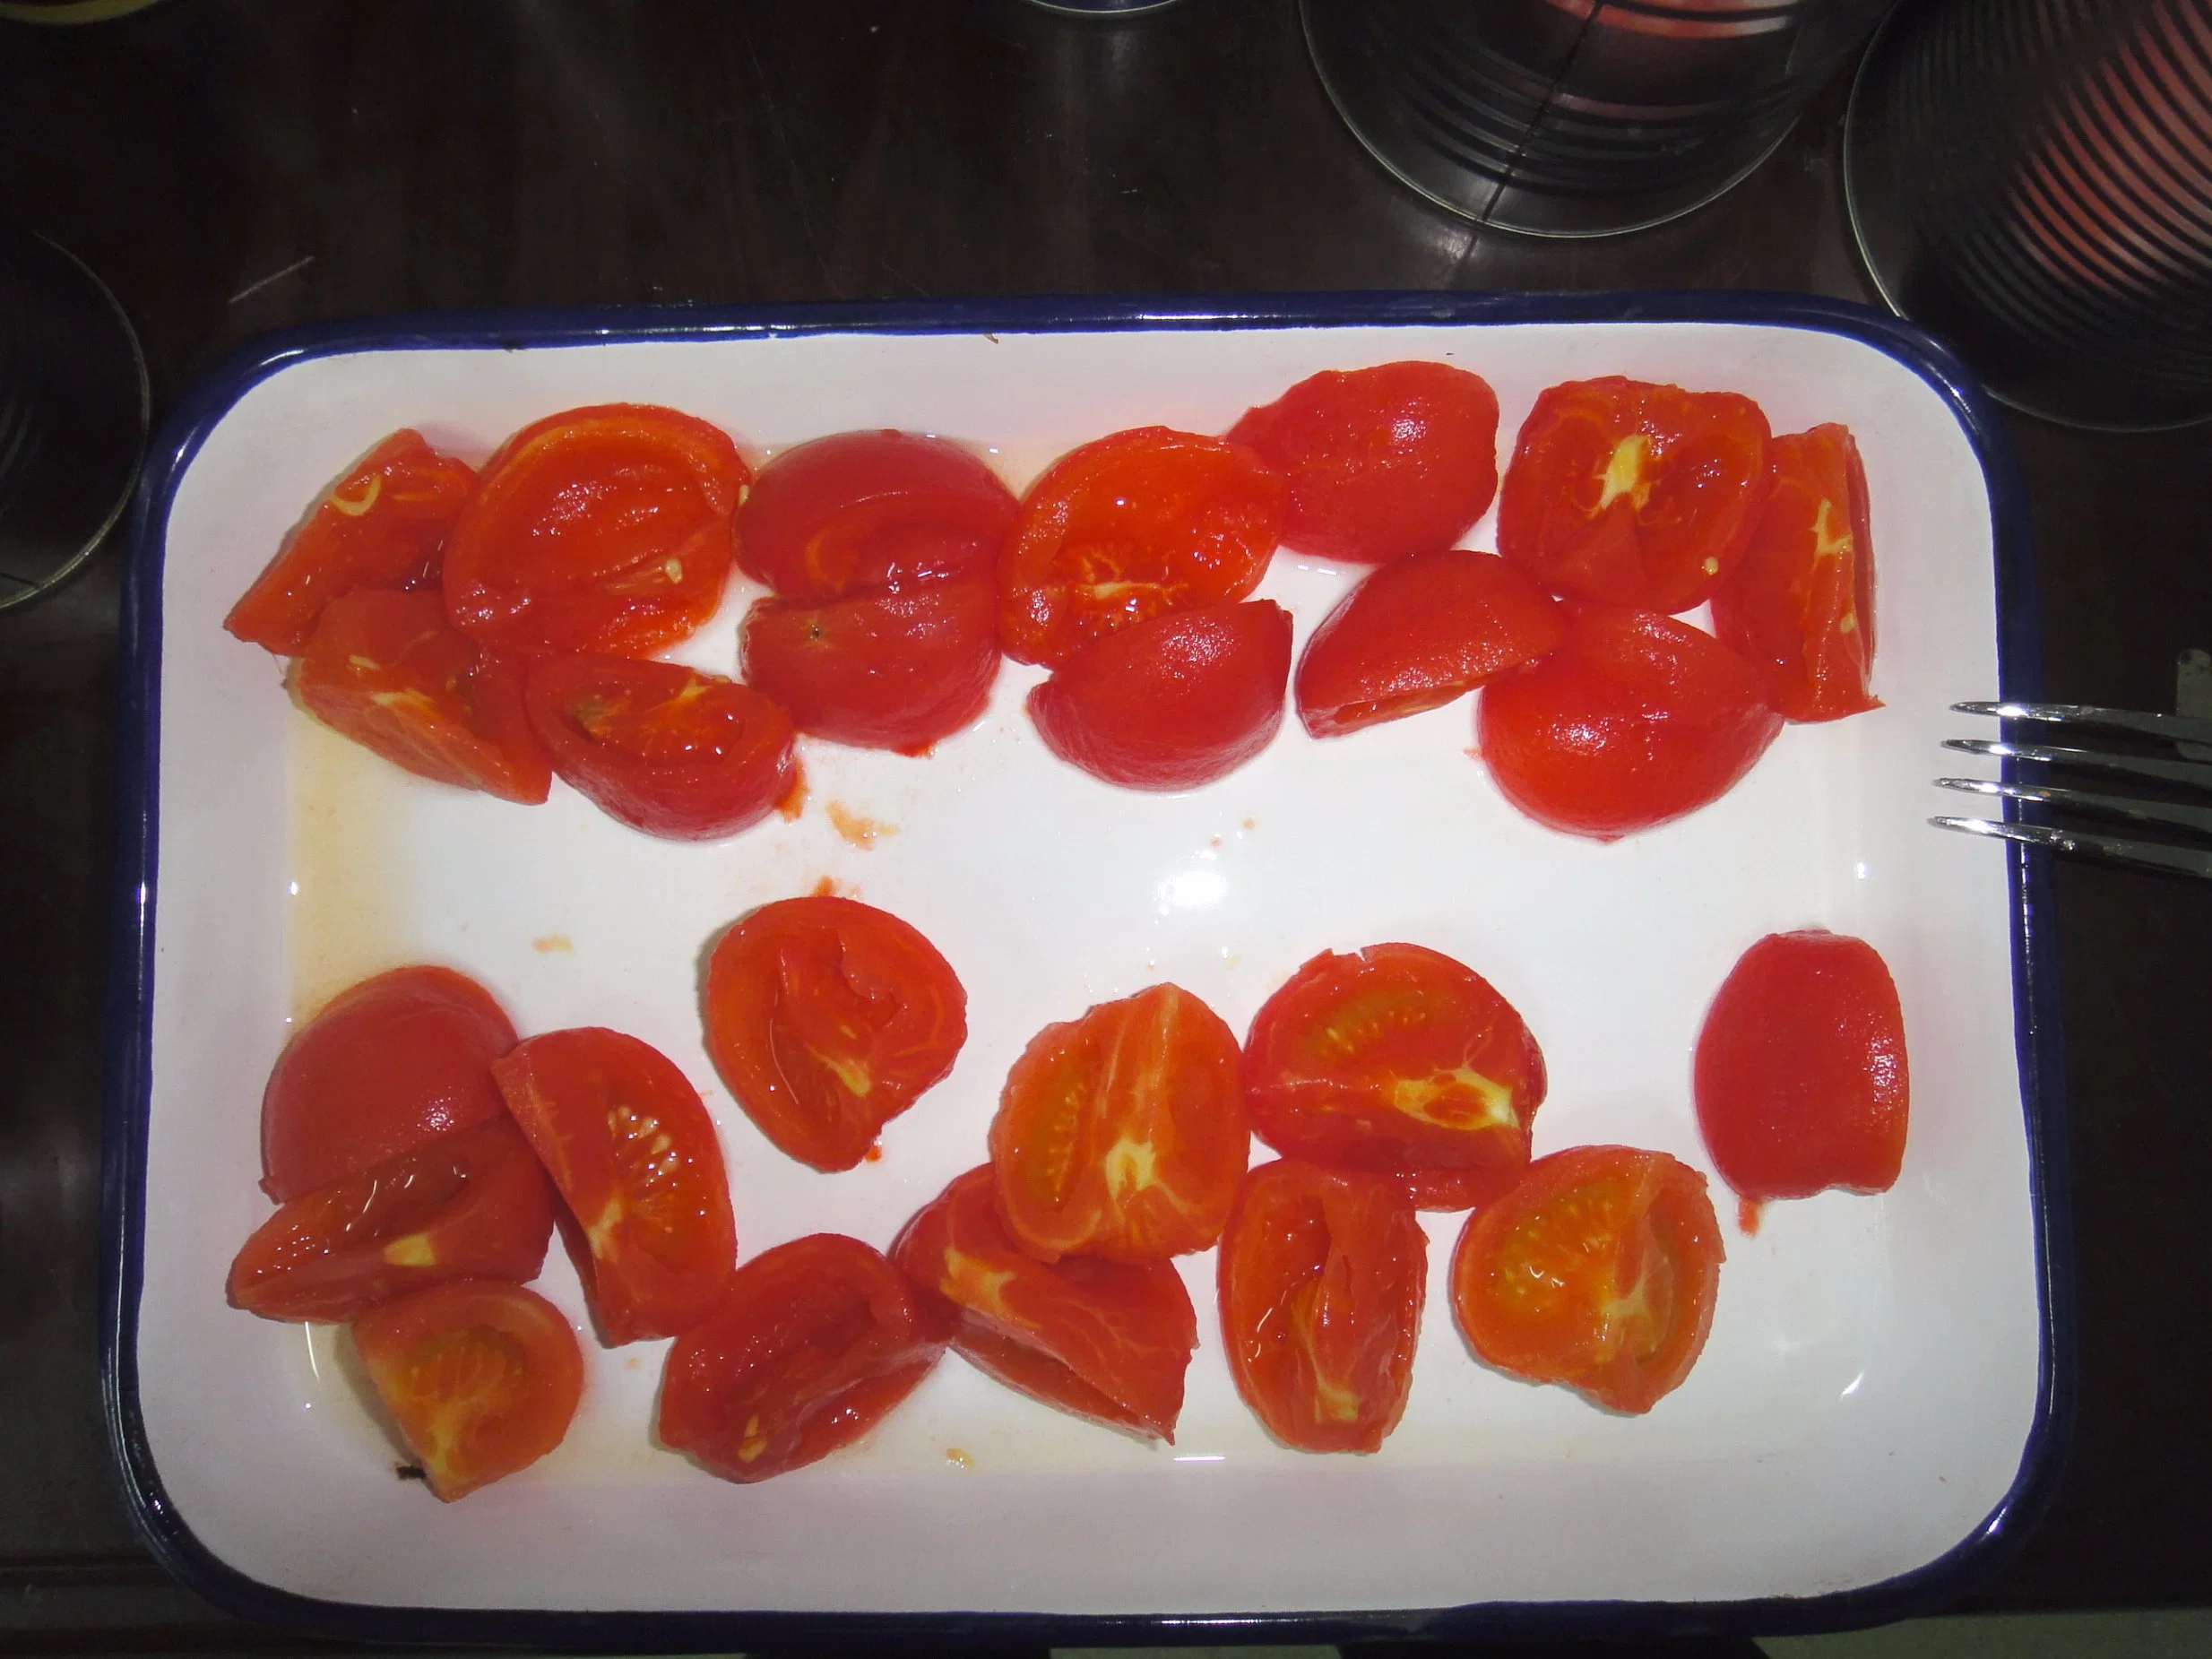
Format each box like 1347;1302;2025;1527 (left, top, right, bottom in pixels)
1931;816;2212;878
1935;776;2212;837
1951;700;2212;747
1942;737;2212;792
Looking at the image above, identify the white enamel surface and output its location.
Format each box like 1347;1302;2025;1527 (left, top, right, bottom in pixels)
135;321;2037;1616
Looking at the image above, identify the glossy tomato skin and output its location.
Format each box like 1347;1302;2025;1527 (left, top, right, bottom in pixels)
1451;1145;1724;1415
703;896;968;1172
1226;360;1500;565
493;1027;738;1344
1476;603;1782;841
1295;549;1566;739
1498;378;1772;613
261;965;519;1203
998;426;1285;667
225;430;478;654
1694;930;1908;1200
1243;944;1547;1210
1028;600;1292;791
289;589;552;804
740;577;1000;753
352;1280;585;1501
524;654;796;839
1710;425;1880;722
892;1166;1197;1441
659;1233;951;1483
1218;1160;1426;1453
229;1117;555;1322
991;982;1250;1263
735;429;1017;601
442;403;748;659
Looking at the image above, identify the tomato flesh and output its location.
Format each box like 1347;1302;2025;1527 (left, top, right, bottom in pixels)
1218;1160;1427;1453
1694;929;1908;1201
703;895;969;1172
352;1280;585;1501
990;982;1249;1263
1450;1145;1723;1415
659;1233;950;1483
892;1166;1197;1441
998;426;1284;667
1028;600;1292;791
225;429;478;654
1498;377;1772;613
1226;360;1499;565
493;1027;738;1344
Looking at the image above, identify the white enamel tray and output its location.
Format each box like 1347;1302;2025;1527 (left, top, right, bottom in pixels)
105;295;2064;1645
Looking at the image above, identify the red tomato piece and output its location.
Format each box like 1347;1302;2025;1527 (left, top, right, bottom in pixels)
998;426;1285;667
1710;425;1880;723
229;1117;555;1323
260;965;518;1204
1694;929;1909;1201
225;430;478;654
288;589;551;804
1218;1160;1426;1453
892;1166;1197;1441
442;403;748;659
1295;549;1566;739
1226;360;1500;565
1498;377;1772;613
1028;600;1292;791
1243;944;1546;1211
740;577;1000;754
989;982;1249;1263
1450;1145;1724;1415
523;653;796;839
702;895;968;1173
659;1233;950;1483
352;1281;585;1501
735;429;1017;601
492;1027;738;1344
1476;603;1782;841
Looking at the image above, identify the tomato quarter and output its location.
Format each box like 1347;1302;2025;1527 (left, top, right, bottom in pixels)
990;982;1249;1263
1450;1145;1723;1415
1218;1160;1427;1454
893;1166;1197;1441
493;1027;737;1344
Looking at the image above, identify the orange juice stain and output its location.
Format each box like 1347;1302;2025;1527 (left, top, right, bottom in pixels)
1737;1197;1764;1236
777;763;808;821
810;876;845;898
863;1143;883;1163
944;1447;975;1471
826;801;897;849
532;934;573;954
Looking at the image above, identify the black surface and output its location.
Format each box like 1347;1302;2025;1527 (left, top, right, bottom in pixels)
2;0;2209;1649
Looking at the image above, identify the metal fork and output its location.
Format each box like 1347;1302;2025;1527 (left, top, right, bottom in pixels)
1933;701;2212;878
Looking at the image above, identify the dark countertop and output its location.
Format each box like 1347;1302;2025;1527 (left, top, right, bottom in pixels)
4;1;2209;1650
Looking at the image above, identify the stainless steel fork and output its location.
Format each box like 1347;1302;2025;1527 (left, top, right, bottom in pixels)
1933;701;2212;878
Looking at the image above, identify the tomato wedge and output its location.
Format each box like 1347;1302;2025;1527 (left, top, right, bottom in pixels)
1710;424;1880;723
1218;1160;1427;1453
739;578;1000;754
1226;360;1500;565
735;429;1016;601
1498;378;1772;613
492;1027;737;1344
288;589;551;804
1295;549;1566;739
1450;1145;1723;1415
702;895;969;1173
523;653;796;839
442;403;748;659
659;1233;950;1483
225;430;478;654
1476;603;1782;841
229;1117;555;1323
989;982;1249;1263
1243;944;1546;1211
352;1281;585;1501
1694;929;1909;1202
1028;600;1291;791
260;965;518;1203
998;426;1285;667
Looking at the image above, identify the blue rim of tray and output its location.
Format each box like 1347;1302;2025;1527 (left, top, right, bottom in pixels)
99;289;2069;1649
